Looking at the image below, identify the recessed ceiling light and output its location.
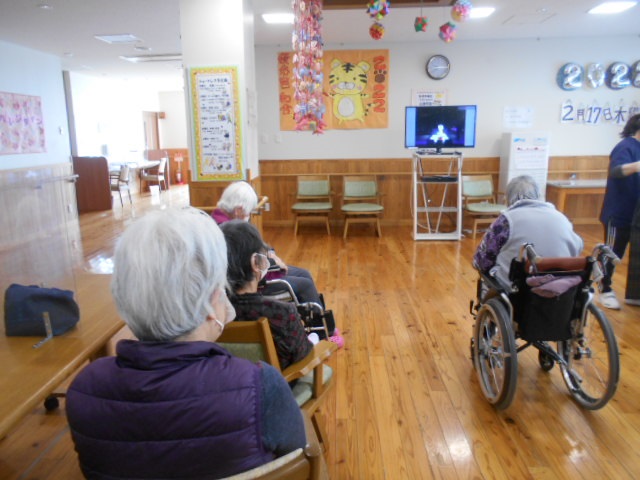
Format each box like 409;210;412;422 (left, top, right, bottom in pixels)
469;7;496;19
120;53;182;63
262;13;295;24
134;46;152;52
588;1;637;14
95;34;141;45
37;4;53;10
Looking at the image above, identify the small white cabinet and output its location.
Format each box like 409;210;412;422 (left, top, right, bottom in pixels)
412;152;463;241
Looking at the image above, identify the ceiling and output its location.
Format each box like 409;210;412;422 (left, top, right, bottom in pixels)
0;0;638;91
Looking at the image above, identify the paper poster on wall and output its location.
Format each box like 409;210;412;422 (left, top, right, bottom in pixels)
503;106;534;129
278;49;389;131
411;90;446;106
0;91;46;155
190;66;243;181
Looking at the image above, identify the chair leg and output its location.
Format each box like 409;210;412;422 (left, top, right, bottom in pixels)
118;190;123;207
294;216;299;236
343;218;349;239
127;189;132;204
325;217;330;235
376;218;382;237
472;220;477;240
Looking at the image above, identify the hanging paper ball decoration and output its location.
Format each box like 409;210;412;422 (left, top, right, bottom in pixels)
439;22;457;43
292;0;326;134
366;1;390;21
414;16;428;32
369;21;385;40
451;0;472;22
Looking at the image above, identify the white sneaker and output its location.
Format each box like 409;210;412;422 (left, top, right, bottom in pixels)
600;291;621;310
625;298;640;306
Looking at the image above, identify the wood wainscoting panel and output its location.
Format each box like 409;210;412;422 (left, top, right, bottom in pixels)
259;157;499;228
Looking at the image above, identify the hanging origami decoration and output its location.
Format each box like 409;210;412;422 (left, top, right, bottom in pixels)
414;16;428;32
439;21;457;42
451;0;472;22
292;0;326;134
414;0;427;33
366;0;390;21
369;21;385;39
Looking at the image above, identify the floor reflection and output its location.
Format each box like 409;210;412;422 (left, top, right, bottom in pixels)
85;255;114;274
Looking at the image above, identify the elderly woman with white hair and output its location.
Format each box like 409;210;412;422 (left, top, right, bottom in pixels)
65;207;306;479
473;175;584;286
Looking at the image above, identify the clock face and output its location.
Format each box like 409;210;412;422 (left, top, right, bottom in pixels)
426;55;450;80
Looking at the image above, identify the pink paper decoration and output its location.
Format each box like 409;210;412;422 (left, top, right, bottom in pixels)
369;21;385;40
451;0;472;22
414;16;428;32
292;0;326;134
439;21;457;43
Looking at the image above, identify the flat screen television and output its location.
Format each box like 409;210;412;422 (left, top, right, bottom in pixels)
405;105;477;153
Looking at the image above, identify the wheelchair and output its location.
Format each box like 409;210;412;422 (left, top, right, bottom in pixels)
469;243;620;410
260;278;336;340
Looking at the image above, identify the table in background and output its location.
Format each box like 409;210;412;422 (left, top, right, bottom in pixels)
0;273;123;438
546;179;606;225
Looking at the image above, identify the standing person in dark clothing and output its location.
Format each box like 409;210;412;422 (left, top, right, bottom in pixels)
599;114;640;309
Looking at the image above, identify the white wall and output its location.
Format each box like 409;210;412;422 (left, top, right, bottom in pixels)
255;35;640;159
0;40;70;170
158;91;188;148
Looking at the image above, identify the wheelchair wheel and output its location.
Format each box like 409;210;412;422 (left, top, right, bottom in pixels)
558;304;620;410
473;298;518;410
538;350;555;372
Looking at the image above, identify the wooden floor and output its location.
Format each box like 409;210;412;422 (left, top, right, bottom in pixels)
2;185;640;479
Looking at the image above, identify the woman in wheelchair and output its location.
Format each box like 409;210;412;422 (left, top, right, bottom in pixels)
473;175;583;288
221;220;315;370
212;180;323;306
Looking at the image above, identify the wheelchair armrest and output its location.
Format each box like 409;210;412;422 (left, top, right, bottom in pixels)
479;270;513;294
282;340;337;383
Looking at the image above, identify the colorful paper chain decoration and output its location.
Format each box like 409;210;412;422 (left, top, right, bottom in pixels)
451;0;472;22
292;0;326;134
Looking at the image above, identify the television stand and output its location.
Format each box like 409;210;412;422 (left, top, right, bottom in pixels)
412;152;463;241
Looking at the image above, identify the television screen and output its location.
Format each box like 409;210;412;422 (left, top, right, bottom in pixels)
405;105;477;152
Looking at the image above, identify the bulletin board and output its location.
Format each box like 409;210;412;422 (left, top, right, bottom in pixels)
190;66;244;180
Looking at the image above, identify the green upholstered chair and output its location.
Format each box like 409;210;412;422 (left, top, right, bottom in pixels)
291;175;333;235
461;174;507;240
340;175;384;239
218;317;337;451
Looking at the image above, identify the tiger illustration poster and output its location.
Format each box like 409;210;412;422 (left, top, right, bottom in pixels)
278;49;389;131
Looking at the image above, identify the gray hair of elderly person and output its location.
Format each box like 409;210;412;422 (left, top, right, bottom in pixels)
217;181;258;217
505;175;541;206
110;207;228;342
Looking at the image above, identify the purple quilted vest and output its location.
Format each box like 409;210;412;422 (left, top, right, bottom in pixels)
66;340;273;479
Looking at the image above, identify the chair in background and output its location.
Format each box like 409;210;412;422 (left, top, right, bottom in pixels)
461;174;507;240
340;175;384;239
291;175;333;235
218;317;337;453
140;157;168;192
109;164;132;207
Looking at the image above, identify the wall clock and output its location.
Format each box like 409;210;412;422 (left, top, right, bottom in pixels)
426;55;450;80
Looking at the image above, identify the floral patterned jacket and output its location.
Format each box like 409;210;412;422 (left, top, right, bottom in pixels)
230;292;312;369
